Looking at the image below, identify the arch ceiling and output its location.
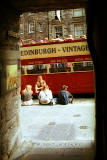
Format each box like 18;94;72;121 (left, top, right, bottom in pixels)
9;0;88;12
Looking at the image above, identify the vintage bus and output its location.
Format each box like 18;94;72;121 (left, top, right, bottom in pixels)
20;38;95;96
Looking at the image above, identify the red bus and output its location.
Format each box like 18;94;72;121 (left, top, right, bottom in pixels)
20;38;95;96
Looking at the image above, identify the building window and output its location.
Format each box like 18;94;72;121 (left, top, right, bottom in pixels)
74;24;84;38
28;20;35;34
20;23;24;35
39;23;44;32
54;26;63;38
73;9;83;17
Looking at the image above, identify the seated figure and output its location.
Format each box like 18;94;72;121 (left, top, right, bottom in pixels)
58;85;73;105
38;83;53;105
65;35;74;40
22;85;33;105
35;75;46;94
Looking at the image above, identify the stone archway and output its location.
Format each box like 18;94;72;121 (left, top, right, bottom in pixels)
0;0;106;160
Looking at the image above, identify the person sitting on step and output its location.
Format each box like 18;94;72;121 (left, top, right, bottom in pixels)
58;85;73;105
22;85;33;106
38;83;53;105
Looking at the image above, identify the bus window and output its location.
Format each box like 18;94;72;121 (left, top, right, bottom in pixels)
35;64;47;74
49;62;71;73
72;61;93;72
86;62;93;70
26;65;35;74
21;64;47;75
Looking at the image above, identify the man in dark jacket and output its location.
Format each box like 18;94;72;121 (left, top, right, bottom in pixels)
58;85;73;105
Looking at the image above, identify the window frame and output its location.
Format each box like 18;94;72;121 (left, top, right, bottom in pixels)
20;22;24;35
73;9;83;17
72;61;94;72
28;20;35;34
39;23;44;32
54;26;63;38
74;23;84;38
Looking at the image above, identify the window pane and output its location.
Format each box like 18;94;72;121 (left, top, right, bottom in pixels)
28;20;35;33
74;24;84;38
27;65;35;74
54;26;63;38
35;64;47;74
39;23;43;32
74;9;83;17
73;61;94;72
20;23;24;35
21;64;47;75
49;63;71;73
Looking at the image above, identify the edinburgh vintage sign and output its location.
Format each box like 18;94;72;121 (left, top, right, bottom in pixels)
20;41;90;60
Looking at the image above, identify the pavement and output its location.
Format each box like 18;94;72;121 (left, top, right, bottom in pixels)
14;98;96;160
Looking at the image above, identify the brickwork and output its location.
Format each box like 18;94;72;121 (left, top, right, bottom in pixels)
0;90;21;159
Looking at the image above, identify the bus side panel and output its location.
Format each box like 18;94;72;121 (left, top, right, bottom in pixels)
21;71;95;95
42;72;95;94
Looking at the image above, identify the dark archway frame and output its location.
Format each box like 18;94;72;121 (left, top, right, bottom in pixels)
0;0;106;159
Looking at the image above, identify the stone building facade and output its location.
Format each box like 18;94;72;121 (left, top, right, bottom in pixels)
20;8;87;43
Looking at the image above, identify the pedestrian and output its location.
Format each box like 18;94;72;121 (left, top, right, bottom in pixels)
22;85;33;105
38;83;53;105
58;85;73;105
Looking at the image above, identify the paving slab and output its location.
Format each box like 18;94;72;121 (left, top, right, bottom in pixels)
16;98;96;160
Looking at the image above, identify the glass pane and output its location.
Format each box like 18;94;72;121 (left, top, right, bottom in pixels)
49;63;71;73
34;64;47;74
74;9;83;17
55;26;63;37
27;65;35;74
73;61;94;72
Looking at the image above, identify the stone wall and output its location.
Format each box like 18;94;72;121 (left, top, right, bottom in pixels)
20;9;86;42
0;16;21;159
0;89;21;160
20;12;49;42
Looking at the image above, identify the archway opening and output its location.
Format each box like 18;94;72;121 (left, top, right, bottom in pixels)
18;8;96;160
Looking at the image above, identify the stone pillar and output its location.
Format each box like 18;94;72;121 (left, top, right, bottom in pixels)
0;11;22;160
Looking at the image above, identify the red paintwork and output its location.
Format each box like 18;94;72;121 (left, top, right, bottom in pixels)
21;71;95;95
21;39;95;95
21;55;91;65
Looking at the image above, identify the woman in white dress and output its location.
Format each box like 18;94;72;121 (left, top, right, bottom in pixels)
38;83;53;105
